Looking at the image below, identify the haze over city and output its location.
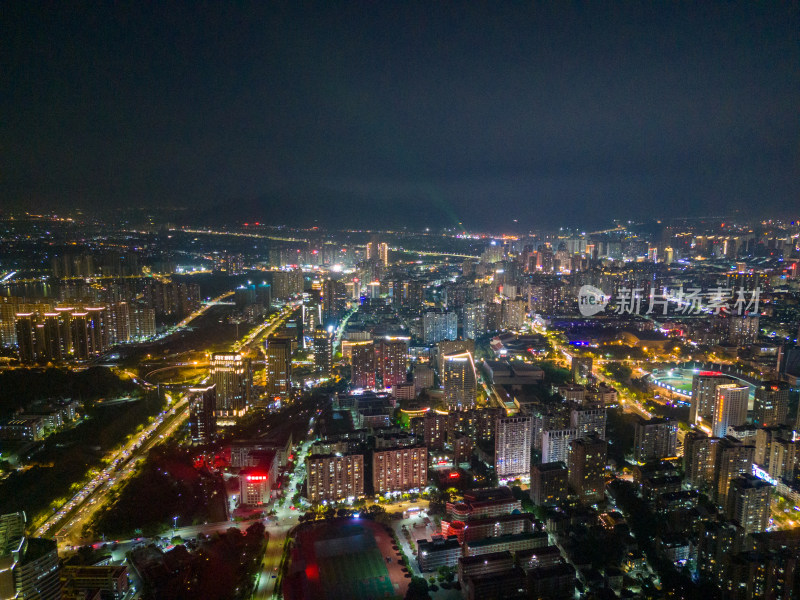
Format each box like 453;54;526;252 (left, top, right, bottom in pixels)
2;4;800;600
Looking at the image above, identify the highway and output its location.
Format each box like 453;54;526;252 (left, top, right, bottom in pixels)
38;396;191;546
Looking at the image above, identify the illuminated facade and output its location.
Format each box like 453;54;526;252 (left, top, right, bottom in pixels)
210;352;250;418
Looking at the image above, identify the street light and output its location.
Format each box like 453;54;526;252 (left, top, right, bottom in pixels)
173;516;178;530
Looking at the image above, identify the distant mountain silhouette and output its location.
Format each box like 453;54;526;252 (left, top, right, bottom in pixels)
190;188;463;230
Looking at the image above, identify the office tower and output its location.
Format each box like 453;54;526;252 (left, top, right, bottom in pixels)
570;356;593;384
239;468;272;507
423;310;457;345
542;429;578;464
265;337;292;402
568;435;608;504
712;384;750;437
413;364;435;394
462;302;487;341
691;373;736;426
375;338;408;388
313;328;332;376
351;343;376;389
442;352;477;410
633;417;678;462
210;353;250;418
753;382;790;427
372;445;428;494
729;315;759;346
727;475;772;536
530;462;568;506
322;278;347;326
495;416;532;480
15;313;37;363
0;512;25;554
305;453;364;502
12;538;62;600
569;405;606;438
189;385;216;445
715;437;756;508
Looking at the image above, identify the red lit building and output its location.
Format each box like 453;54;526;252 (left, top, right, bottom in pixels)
239;468;272;506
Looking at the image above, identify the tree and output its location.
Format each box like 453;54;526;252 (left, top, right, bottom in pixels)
405;577;431;600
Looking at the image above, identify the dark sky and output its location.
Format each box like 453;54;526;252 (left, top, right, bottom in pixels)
2;3;799;229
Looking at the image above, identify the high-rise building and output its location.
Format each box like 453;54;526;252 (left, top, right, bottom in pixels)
442;352;477;411
189;385;216;445
500;299;527;330
210;353;250;418
495;416;532;480
569;405;606;438
305;453;364;502
729;315;760;346
715;437;756;508
691;373;736;426
372;445;428;494
423;412;449;451
322;278;347;326
423;310;457;345
568;435;607;504
313;328;332;376
265;337;292;403
13;538;62;600
271;268;304;299
366;241;389;267
712;384;750;437
753;382;790;427
570;356;593;384
633;417;678;463
351;343;376;389
530;462;568;506
375;338;408;388
413;364;435;394
0;512;25;554
727;474;772;536
15;313;37;363
437;339;475;374
462;303;487;341
542;429;578;464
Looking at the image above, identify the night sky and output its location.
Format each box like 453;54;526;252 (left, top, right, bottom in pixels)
2;3;799;229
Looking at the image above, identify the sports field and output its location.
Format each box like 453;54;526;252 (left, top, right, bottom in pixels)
289;519;406;600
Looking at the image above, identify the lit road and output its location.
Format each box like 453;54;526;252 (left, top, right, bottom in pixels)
162;291;235;337
251;439;314;600
39;396;191;545
233;303;298;352
542;331;653;420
